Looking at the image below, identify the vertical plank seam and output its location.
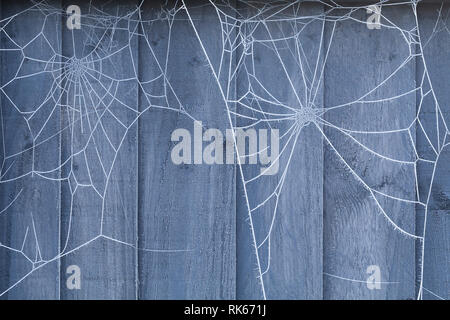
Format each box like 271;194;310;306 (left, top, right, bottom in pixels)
135;0;140;299
321;3;326;301
0;0;3;299
236;0;241;300
415;5;420;298
322;3;327;300
58;0;63;301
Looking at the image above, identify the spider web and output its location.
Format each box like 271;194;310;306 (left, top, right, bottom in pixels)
0;0;448;299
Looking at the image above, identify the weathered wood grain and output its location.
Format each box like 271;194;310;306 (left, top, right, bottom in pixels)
416;3;449;300
236;2;324;299
59;0;138;299
0;0;61;299
0;0;448;300
137;0;236;299
323;4;417;299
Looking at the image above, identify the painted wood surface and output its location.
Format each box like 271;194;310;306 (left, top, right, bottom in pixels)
236;2;323;299
0;0;447;300
59;0;139;299
416;3;449;300
0;0;61;299
137;1;236;299
323;4;417;299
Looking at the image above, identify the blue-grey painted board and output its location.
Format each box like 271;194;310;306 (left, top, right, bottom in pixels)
416;3;449;300
323;5;417;299
0;0;62;299
236;1;323;299
137;1;236;299
59;0;138;299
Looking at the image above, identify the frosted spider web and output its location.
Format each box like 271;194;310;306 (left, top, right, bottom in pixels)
0;0;448;299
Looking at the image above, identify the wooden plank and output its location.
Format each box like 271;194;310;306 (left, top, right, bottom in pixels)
137;1;236;299
323;4;417;299
59;0;138;299
0;0;61;298
235;2;324;299
416;3;449;300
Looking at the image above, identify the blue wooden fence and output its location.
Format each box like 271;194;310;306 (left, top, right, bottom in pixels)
0;0;448;299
